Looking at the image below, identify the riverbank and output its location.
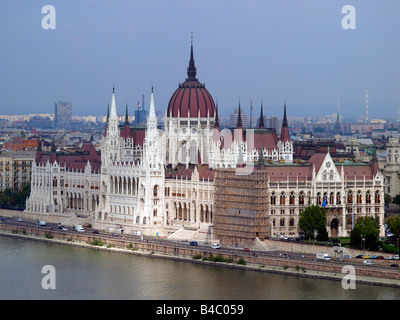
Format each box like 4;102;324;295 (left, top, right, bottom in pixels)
1;223;399;289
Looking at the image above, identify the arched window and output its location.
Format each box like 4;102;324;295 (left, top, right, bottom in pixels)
317;192;321;205
289;218;295;227
289;192;295;205
329;192;334;205
299;191;304;205
280;192;285;205
336;192;341;205
347;191;353;204
270;192;276;205
375;190;380;204
357;190;362;204
366;190;371;204
153;185;158;197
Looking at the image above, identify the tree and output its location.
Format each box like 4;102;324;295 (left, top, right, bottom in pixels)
299;205;327;240
350;215;380;251
385;193;393;208
393;195;400;207
386;215;400;239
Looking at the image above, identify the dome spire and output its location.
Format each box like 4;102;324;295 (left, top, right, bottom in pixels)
186;32;197;80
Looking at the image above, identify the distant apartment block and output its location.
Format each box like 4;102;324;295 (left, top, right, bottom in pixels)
0;150;36;192
229;108;249;128
55;101;72;130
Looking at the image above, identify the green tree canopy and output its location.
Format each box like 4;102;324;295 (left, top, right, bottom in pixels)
350;215;380;251
386;215;400;239
392;195;400;207
298;205;327;240
385;193;393;208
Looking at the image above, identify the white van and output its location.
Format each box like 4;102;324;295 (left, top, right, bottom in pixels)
74;225;85;232
316;253;330;261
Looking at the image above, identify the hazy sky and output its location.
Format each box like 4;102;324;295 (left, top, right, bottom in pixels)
1;0;399;119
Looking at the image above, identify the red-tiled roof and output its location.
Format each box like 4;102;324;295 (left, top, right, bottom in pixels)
35;144;101;173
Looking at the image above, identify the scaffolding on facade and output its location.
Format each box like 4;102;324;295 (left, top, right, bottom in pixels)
213;168;271;246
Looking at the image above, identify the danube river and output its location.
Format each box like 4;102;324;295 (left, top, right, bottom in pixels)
0;235;399;300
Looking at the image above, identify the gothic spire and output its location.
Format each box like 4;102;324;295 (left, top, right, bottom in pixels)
214;100;220;129
282;99;288;128
236;100;243;129
258;101;265;129
186;33;197;80
106;104;110;124
280;100;290;143
148;86;157;128
110;86;117;119
125;103;129;125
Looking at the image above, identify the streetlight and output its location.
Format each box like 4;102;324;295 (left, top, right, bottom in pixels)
363;236;366;255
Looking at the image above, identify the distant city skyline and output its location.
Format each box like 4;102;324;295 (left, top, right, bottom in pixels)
1;1;399;119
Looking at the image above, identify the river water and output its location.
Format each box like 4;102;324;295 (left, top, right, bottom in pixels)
0;235;399;300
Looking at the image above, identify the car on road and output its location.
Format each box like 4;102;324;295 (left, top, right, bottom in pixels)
390;264;399;268
243;248;250;252
93;230;99;234
17;218;23;222
343;255;353;259
0;217;6;221
369;255;378;259
362;255;370;259
190;241;198;246
376;256;384;260
363;260;374;266
112;232;119;236
211;243;221;249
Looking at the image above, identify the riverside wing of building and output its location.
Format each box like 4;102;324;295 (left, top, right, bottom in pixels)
26;143;101;214
213;151;385;246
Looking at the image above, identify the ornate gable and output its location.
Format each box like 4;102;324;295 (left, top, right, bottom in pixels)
315;153;341;182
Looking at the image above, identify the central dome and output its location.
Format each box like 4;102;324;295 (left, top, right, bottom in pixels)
167;42;215;118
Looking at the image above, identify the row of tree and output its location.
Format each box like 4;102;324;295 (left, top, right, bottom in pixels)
385;193;400;208
298;205;398;252
0;183;30;209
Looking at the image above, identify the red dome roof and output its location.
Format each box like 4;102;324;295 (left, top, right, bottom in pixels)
167;43;215;118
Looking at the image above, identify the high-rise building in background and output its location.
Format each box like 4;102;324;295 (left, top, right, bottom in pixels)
229;107;249;129
55;101;72;129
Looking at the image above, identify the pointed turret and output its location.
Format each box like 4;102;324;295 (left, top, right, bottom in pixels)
257;143;265;170
214;101;220;129
236;100;243;129
107;86;119;138
121;103;130;140
125;104;129;125
258;101;265;129
106;104;110;124
280;100;290;143
110;86;117;119
104;104;110;137
147;86;157;131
